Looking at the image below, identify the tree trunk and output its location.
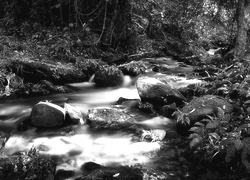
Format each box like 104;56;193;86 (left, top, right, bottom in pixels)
103;0;118;45
234;0;250;61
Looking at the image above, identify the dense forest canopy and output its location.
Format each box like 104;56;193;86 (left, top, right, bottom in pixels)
0;0;249;60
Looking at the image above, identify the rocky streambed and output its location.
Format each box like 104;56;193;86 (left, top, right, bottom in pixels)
0;56;237;179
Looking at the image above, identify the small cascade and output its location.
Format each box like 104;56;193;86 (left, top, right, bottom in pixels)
4;127;161;171
88;74;95;83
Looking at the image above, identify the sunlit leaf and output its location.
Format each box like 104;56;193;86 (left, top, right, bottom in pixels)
190;137;201;148
206;115;213;120
242;150;250;171
172;110;180;117
217;107;224;119
185;117;190;125
201;119;211;123
246;90;250;98
189;133;201;139
194;122;205;127
234;139;243;150
55;3;61;8
209;133;220;140
221;138;235;146
211;151;220;161
242;137;250;155
206;121;219;129
189;126;201;133
225;144;236;163
237;124;250;131
244;100;250;107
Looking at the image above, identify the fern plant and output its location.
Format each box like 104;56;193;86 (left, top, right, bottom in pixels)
221;124;250;171
189;115;225;162
188;109;250;172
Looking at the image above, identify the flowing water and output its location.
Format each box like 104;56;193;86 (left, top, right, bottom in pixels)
0;72;202;176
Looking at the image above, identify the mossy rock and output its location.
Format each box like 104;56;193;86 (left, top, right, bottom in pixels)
118;61;148;76
183;95;233;122
176;95;233;134
94;66;124;87
87;108;138;132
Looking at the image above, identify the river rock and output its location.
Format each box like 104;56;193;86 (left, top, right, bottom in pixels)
136;76;186;106
76;58;106;80
64;103;85;124
118;61;148;76
0;153;56;180
30;101;65;128
141;129;166;142
176;95;233;132
94;66;124;87
76;162;143;180
11;59;86;84
87;108;138;132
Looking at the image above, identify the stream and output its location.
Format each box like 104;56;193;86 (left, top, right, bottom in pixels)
0;69;202;178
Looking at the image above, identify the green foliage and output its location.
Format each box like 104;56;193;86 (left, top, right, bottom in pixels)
0;0;240;57
173;108;193;126
188;111;250;172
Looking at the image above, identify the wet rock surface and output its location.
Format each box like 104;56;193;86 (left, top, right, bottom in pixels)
118;61;148;76
136;76;186;107
94;66;124;87
183;95;233;121
76;58;106;80
176;95;234;132
11;59;86;84
30;101;65;128
87;108;139;132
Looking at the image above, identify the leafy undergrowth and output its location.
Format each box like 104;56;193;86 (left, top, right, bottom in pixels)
177;62;250;179
0;26;104;63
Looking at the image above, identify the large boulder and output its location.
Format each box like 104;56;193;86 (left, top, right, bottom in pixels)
94;66;124;87
87;108;138;132
136;76;186;106
176;95;234;133
30;101;65;128
76;162;143;180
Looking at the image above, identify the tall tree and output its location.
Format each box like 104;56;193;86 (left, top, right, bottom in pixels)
234;0;250;60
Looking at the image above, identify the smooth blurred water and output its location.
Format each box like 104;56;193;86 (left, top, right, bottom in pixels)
0;72;202;173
